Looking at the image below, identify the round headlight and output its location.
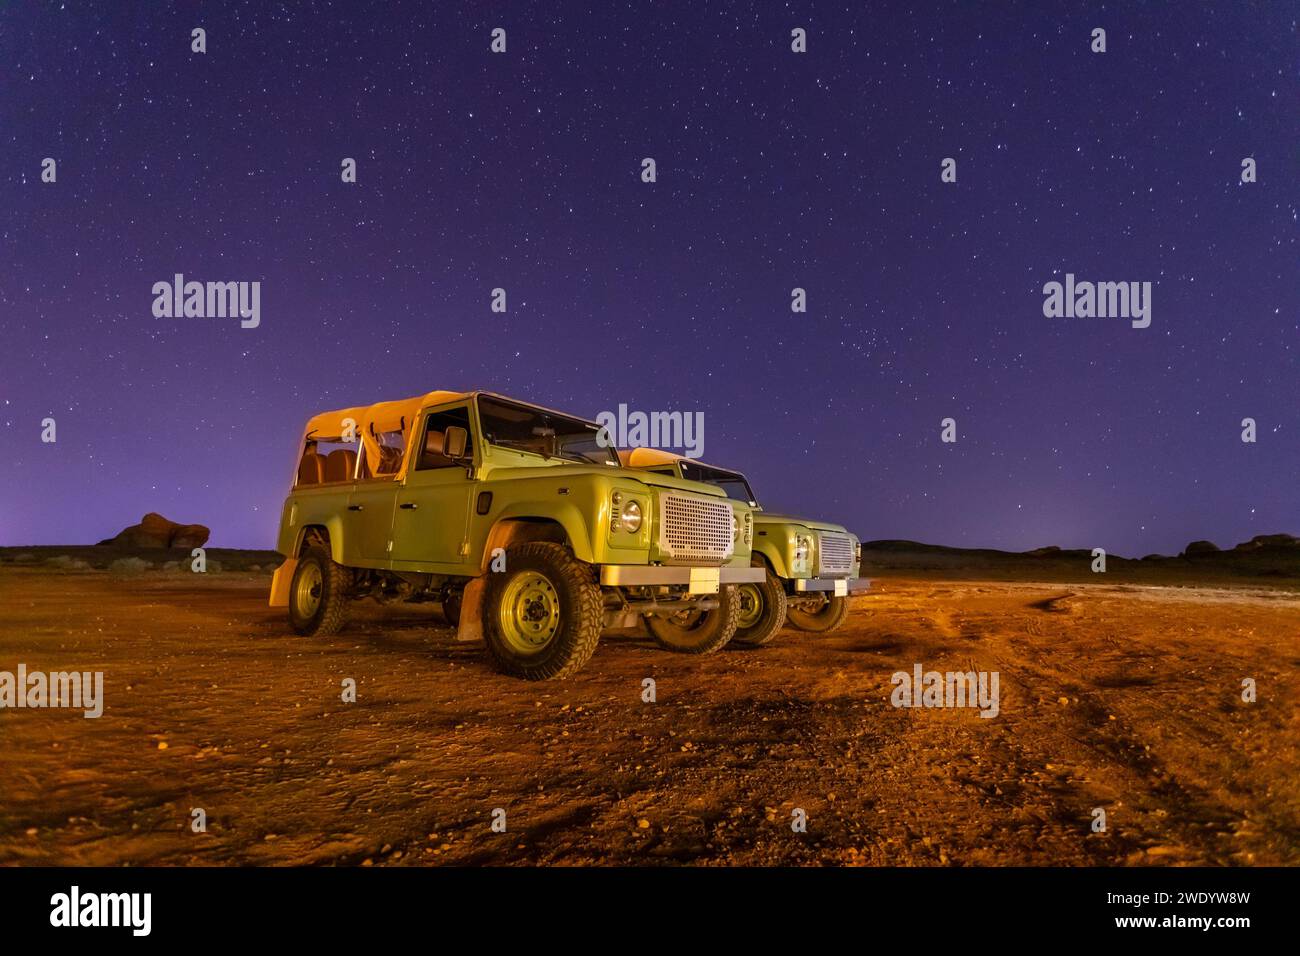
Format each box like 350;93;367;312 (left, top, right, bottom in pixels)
620;499;643;533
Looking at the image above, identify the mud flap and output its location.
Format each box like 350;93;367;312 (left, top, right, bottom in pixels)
455;576;486;642
268;559;297;607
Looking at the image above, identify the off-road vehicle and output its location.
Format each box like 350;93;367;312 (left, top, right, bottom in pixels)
619;448;868;644
270;391;763;680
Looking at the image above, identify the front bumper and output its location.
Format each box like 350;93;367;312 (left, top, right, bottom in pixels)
599;564;765;594
792;576;870;596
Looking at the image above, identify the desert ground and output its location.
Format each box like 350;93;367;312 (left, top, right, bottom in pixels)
1;554;1297;867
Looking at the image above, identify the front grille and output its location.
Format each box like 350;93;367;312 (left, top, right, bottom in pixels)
816;532;854;576
658;493;735;565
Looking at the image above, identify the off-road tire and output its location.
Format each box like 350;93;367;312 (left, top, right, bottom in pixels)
786;594;851;634
731;559;788;647
443;591;462;628
645;584;740;654
288;546;349;637
482;542;602;680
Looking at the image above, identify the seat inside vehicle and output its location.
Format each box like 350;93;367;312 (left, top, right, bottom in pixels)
323;448;356;483
420;428;446;469
298;451;324;485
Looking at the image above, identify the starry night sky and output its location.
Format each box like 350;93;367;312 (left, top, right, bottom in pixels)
2;2;1295;555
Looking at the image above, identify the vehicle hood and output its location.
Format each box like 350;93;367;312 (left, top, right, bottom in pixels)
754;512;852;535
487;463;730;498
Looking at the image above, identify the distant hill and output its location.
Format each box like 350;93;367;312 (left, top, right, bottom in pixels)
859;534;1299;584
0;545;280;573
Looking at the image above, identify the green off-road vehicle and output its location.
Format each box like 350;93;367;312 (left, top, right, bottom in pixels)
270;390;763;680
619;449;868;645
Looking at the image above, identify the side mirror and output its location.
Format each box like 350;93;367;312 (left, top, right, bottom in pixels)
443;425;468;461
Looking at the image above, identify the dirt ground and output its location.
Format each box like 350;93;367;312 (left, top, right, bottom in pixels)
1;565;1297;866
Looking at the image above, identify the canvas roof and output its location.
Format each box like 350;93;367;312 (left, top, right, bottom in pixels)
304;390;469;440
302;390;469;478
618;447;687;468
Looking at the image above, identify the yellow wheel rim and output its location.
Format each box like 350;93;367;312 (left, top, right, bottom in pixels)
736;583;764;629
294;562;323;618
499;570;561;655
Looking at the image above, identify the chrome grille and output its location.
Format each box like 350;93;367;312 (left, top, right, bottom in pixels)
658;493;735;565
816;532;854;576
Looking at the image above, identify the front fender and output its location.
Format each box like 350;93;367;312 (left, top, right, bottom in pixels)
753;538;793;579
487;500;597;564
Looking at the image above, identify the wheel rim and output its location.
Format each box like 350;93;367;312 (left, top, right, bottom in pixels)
499;570;561;655
790;595;842;628
736;583;764;629
294;562;323;618
663;609;705;632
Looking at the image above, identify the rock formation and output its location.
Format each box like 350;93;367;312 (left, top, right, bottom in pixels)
97;513;210;550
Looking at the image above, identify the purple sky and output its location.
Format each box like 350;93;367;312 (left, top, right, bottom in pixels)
2;2;1295;556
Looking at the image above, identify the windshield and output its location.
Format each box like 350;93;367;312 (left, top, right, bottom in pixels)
477;395;619;466
679;461;758;506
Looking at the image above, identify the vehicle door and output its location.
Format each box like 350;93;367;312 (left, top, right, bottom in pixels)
389;401;478;572
345;423;408;565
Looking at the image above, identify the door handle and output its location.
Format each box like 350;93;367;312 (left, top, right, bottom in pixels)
399;502;418;510
347;505;363;511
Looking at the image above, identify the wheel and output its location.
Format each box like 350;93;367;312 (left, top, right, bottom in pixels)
786;593;851;633
288;546;349;636
645;584;740;654
731;559;787;647
443;591;461;628
482;542;602;680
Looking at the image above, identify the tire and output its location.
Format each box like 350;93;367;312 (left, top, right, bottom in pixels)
645;584;740;654
731;559;787;646
288;546;349;637
443;591;461;628
482;542;602;680
786;593;851;634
